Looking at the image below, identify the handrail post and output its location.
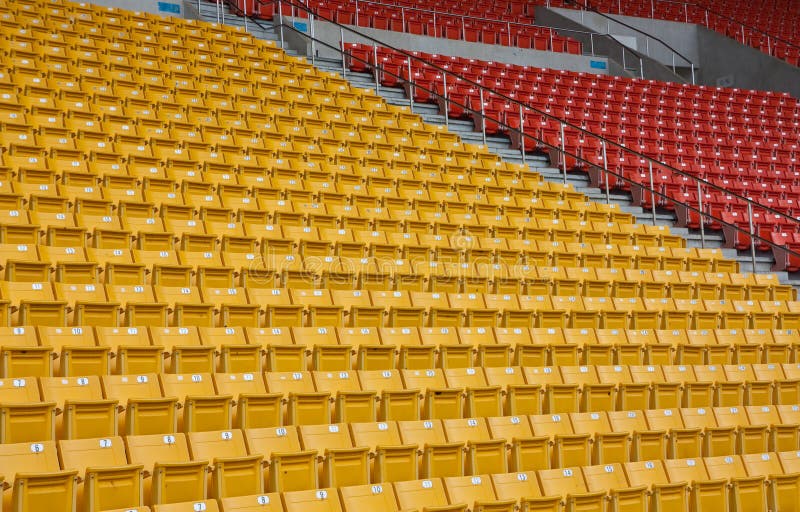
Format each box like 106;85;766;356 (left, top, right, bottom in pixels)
651;0;654;17
645;36;650;56
697;181;705;248
340;28;346;76
690;63;695;84
442;71;449;129
479;87;486;145
560;123;567;185
747;201;757;272
639;58;644;79
705;9;709;27
590;33;594;56
401;7;405;31
407;57;414;113
355;0;359;26
741;25;746;44
215;0;220;23
277;0;285;47
602;140;610;204
461;16;465;39
684;2;688;23
648;161;656;225
373;45;379;92
672;52;676;74
767;35;771;55
519;104;526;166
310;14;315;66
221;0;225;24
432;12;437;37
622;48;626;71
507;22;511;46
243;0;248;32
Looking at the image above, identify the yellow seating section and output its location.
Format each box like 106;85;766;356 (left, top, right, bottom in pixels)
0;0;798;512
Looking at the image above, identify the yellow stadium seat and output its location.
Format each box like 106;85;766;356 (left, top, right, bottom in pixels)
160;373;233;432
299;423;369;488
58;436;144;512
125;433;209;506
187;429;263;499
0;440;79;512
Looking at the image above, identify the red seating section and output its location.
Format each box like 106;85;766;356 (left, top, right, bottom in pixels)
348;43;800;257
237;0;583;55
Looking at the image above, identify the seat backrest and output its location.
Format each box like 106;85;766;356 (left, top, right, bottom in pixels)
291;327;339;348
483;367;527;387
0;326;40;347
442;417;491;444
490;471;542;501
125;433;193;471
102;373;163;401
393;478;450;510
187;429;250;462
663;458;710;483
581;463;631;492
160;373;216;400
607;410;650;433
523;367;563;386
0;440;62;483
623;460;671;488
283;488;343;512
680;407;718;429
645;409;686;430
378;327;422;346
244;426;302;459
58;436;129;473
704;455;748;480
245;327;294;347
713;406;750;428
349;421;402;451
213;373;268;396
95;326;152;348
264;371;317;395
0;376;41;403
150;326;202;350
338;482;399;512
37;325;96;351
40;376;105;405
299;423;354;451
537;467;588;497
529;413;574;437
486;415;533;441
443;368;488;388
312;371;362;394
443;474;498;506
398;419;447;446
569;412;612;435
402;369;449;390
357;370;406;393
742;452;784;477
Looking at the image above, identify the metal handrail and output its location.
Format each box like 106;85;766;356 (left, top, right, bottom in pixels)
217;0;800;271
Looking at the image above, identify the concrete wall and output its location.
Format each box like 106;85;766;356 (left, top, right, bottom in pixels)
86;0;186;16
534;6;687;84
696;27;800;97
547;7;699;68
283;17;610;76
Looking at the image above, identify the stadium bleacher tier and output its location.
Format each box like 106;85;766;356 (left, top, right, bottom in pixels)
0;0;799;511
243;0;800;66
347;44;800;253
